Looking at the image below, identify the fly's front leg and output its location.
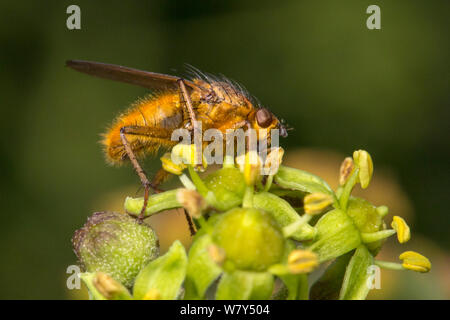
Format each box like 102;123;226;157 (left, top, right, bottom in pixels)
120;125;173;220
120;127;151;221
177;79;202;168
120;125;197;235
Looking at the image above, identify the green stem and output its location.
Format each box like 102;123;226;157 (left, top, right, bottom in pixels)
187;165;209;196
124;190;181;217
339;167;359;210
263;175;274;192
298;274;309;300
282;214;314;238
242;186;254;208
360;229;396;243
374;260;404;271
179;173;196;190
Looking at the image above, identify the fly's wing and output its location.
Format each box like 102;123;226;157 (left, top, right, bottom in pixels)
66;60;198;91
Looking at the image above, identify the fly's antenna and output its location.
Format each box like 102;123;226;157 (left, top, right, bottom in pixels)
252;95;263;109
280;118;294;131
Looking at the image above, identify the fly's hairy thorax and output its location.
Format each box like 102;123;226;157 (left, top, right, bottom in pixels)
191;79;254;133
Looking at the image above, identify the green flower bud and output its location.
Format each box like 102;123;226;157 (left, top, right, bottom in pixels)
203;167;246;211
212;208;285;271
72;212;159;287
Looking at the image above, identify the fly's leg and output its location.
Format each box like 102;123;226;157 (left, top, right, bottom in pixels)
152;168;196;235
176;79;202;235
120;125;174;221
150;168;171;193
120;126;197;234
182;208;197;236
177;79;202;168
149;167;196;235
119;128;152;221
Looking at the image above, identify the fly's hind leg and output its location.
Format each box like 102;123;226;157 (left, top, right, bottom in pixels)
150;168;171;193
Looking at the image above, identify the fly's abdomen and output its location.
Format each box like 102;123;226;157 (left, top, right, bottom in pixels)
102;92;184;164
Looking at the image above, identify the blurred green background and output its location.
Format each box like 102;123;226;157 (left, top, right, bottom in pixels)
0;0;448;299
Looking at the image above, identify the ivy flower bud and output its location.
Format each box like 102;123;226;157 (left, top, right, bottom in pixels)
399;251;431;273
353;150;373;189
304;192;333;215
176;189;207;219
262;147;284;176
161;152;186;175
212;208;285;271
339;157;354;186
391;216;411;244
287;249;319;274
72;212;159;287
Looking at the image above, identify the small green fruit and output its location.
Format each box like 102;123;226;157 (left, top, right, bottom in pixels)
212;207;285;271
72;212;159;287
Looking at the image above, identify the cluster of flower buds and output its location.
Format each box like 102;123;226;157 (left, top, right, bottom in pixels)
73;147;430;300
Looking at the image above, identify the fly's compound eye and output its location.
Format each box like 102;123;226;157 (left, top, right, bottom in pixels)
256;108;273;128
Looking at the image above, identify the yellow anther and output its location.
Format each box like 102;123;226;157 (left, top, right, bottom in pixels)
142;288;161;300
339;157;355;186
287;249;319;274
176;189;207;219
391;216;411;244
263;147;284;176
208;244;226;266
161;152;186;175
353;150;373;189
304;192;333;215
399;251;431;273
